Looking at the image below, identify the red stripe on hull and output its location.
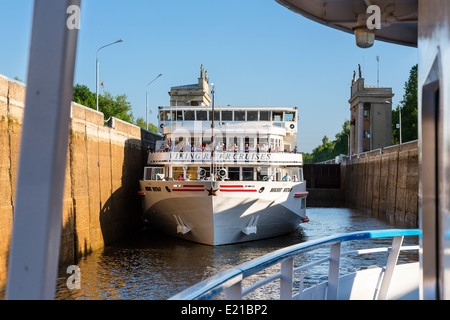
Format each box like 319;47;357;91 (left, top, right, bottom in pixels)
220;185;244;188
219;189;257;192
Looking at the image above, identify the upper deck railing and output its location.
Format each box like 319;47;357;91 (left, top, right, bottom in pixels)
169;229;421;300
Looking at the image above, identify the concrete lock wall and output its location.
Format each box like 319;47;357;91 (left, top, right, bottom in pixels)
343;140;419;226
0;74;152;292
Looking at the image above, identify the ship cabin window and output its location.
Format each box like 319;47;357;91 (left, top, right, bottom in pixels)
228;167;239;181
285;167;303;182
242;167;254;181
176;111;183;121
221;111;233;121
144;167;164;181
273;112;283;121
284;112;295;121
234;111;245;121
247;111;258;121
260;111;270;121
209;111;220;122
173;167;184;181
184;110;195;121
160;110;172;121
257;167;269;181
199;167;210;180
196;110;207;121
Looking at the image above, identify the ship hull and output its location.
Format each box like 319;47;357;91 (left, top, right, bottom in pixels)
138;180;308;245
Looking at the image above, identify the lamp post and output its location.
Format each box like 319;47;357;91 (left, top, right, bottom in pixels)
146;74;163;130
96;39;124;111
342;133;350;156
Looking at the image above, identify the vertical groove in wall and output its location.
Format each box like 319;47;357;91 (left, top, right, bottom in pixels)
68;128;78;265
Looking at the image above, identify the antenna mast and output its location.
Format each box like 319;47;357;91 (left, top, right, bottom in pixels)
210;83;215;181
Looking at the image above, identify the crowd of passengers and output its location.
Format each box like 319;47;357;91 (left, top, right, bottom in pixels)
150;142;299;154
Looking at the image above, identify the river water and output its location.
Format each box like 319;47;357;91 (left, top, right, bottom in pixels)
55;207;418;300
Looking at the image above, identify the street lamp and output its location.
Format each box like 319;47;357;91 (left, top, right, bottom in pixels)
146;73;163;130
96;39;124;111
342;132;350;156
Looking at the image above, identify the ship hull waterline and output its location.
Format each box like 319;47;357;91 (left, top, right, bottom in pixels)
138;180;309;246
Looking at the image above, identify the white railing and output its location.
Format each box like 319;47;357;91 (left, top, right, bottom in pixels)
169;229;420;300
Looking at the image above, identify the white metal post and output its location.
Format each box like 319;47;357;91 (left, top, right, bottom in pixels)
6;0;80;299
327;243;341;300
377;236;404;300
226;281;243;300
280;258;294;300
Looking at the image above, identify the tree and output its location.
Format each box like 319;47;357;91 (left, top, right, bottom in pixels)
73;84;96;109
73;84;134;122
135;117;159;134
392;64;418;144
302;120;350;164
100;91;134;123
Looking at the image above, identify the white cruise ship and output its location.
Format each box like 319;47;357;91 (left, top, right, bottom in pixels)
138;68;308;245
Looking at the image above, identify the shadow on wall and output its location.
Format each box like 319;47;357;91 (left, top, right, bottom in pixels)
98;128;161;249
99;137;144;248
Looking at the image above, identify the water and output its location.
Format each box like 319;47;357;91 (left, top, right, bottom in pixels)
55;207;418;300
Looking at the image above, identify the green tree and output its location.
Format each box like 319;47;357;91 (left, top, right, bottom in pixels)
135;117;146;129
392;64;418;144
73;84;96;109
135;117;159;134
73;84;134;122
99;91;134;123
301;120;350;164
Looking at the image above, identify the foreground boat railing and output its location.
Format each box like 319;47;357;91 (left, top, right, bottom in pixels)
169;229;421;300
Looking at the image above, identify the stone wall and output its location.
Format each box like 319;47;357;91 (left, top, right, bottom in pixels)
0;74;155;293
343;140;419;226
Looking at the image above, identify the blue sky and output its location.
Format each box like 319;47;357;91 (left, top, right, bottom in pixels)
0;0;417;153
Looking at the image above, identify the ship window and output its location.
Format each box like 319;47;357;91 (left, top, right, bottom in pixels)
184;110;195;121
273;112;283;121
234;111;245;121
176;111;183;121
199;167;210;179
257;167;269;181
209;111;220;122
260;111;270;121
247;111;258;121
221;111;232;121
242;167;254;181
228;167;239;181
284;112;295;121
160;110;172;121
196;110;207;121
173;167;184;180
